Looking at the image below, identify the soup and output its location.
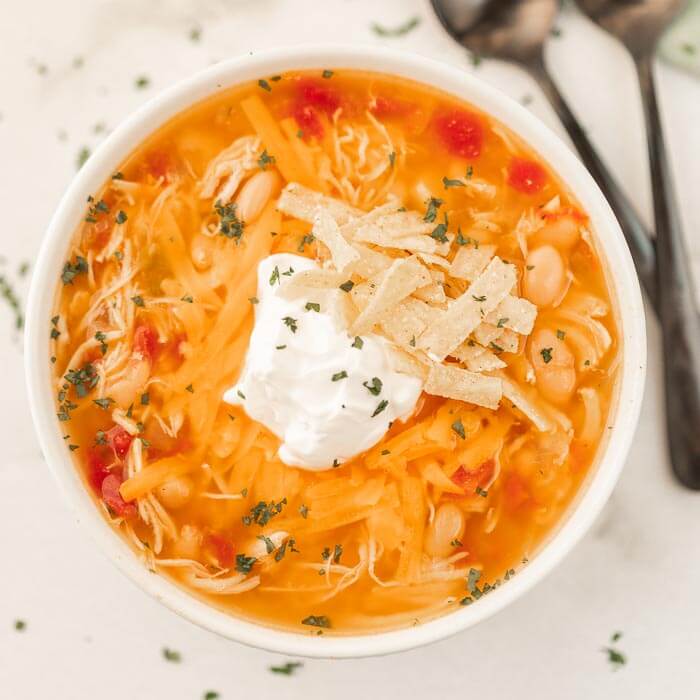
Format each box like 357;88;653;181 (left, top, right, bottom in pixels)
51;70;619;634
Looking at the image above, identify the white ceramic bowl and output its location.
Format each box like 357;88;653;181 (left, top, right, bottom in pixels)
25;45;646;658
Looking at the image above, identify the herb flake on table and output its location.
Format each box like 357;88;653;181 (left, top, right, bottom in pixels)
135;75;151;90
301;615;331;629
269;660;303;675
14;619;26;631
602;631;627;670
371;16;420;37
162;647;181;663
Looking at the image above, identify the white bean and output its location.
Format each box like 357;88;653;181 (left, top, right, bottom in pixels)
235;170;281;223
529;327;577;404
424;503;465;559
156;475;194;509
523;245;566;308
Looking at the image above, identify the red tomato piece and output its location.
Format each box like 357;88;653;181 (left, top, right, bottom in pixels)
205;532;235;568
370;95;414;119
298;79;341;115
451;458;495;493
507;158;548;194
133;324;158;362
293;103;324;140
433;109;484;158
106;425;133;460
144;150;172;183
87;449;111;492
101;474;136;517
504;473;531;510
542;205;588;223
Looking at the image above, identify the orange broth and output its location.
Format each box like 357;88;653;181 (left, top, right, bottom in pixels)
51;70;619;634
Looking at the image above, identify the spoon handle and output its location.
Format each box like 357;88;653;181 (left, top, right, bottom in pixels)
636;53;700;489
526;58;659;312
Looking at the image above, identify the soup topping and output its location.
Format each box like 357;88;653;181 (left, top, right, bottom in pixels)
225;252;422;469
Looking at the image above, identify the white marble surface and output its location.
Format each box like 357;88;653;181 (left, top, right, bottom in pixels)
1;1;699;698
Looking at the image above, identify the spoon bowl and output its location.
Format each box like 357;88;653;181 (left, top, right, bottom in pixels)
577;0;687;56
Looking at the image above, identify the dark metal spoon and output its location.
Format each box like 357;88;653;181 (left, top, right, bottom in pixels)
429;0;659;311
576;0;700;488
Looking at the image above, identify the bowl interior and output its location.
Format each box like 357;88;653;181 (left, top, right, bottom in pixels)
24;44;646;658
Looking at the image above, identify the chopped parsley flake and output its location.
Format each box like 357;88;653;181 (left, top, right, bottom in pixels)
362;377;382;395
602;630;627;670
64;363;99;398
389;151;396;167
423;197;443;223
140;392;149;405
305;302;320;312
249;296;259;304
556;329;566;340
235;553;257;574
451;419;465;439
301;615;331;629
257;535;276;554
243;498;287;526
181;294;193;303
351;336;364;349
115;210;128;224
339;280;354;293
442;176;464;188
496;317;508;328
61;256;88;285
185;384;194;393
257;149;276;170
162;647;181;663
540;347;553;364
298;504;309;519
93;397;115;410
76;147;91;169
298;233;315;251
331;370;348;382
95;331;108;355
14;619;26;631
258;78;272;91
135;75;150;89
467;567;481;594
283;316;298;333
372;399;389;417
203;692;219;700
322;69;334;79
214;200;244;241
430;221;448;243
269;661;303;675
131;295;145;307
472;295;486;302
371;16;420;37
269;266;280;285
475;486;488;497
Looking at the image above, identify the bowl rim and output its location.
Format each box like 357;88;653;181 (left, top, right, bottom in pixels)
24;43;646;659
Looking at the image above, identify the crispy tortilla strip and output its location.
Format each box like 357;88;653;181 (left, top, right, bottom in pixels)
484;296;537;335
500;376;553;432
449;244;497;281
279;268;346;300
277;182;361;225
312;209;360;273
350;210;440;254
352;243;394;278
386;346;430;380
418;256;516;360
416;251;452;270
351;256;431;335
425;363;502;409
492;328;519;353
413;277;447;305
380;297;441;349
452;341;507;372
472;322;501;347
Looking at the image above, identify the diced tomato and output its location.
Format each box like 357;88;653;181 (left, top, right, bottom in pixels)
205;532;235;568
507;158;547;194
298;79;341;115
101;474;136;518
293;103;324;139
504;473;531;510
433;109;484;158
370;95;414;119
451;458;495;493
291;78;343;140
144;150;172;183
87;448;111;491
133;324;158;362
106;424;133;460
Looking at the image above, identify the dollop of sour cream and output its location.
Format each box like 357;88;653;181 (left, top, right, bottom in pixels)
223;253;423;470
